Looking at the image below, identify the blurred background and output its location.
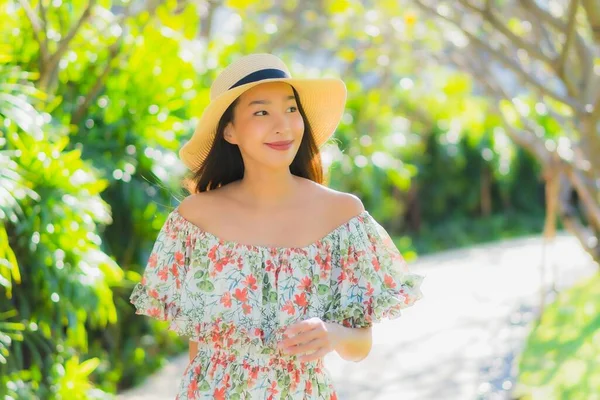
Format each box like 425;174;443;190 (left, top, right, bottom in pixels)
0;0;598;399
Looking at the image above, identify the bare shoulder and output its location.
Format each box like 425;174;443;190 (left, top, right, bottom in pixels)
300;179;365;223
177;186;233;221
177;192;209;220
326;188;365;219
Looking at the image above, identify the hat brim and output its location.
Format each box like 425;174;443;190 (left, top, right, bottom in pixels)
179;77;347;172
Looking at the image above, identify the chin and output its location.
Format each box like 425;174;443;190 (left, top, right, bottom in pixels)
262;158;297;171
261;148;300;167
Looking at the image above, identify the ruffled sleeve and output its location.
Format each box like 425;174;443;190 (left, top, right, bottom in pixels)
129;210;192;330
327;212;424;328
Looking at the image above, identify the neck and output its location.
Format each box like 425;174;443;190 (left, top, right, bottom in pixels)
237;167;298;208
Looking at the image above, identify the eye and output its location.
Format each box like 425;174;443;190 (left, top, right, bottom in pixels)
287;106;298;112
254;110;268;116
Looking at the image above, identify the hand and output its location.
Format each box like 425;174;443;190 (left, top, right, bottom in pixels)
278;317;340;362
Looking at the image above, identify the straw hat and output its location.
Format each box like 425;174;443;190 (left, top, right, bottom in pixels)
179;53;347;171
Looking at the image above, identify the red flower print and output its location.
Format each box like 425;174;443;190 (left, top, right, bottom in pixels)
242;303;252;315
233;287;248;303
208;246;218;262
213;386;226;400
147;307;162;318
148;253;158;268
187;379;198;398
282;300;295;315
337;270;347;284
384;274;397;289
244;274;258;290
174;251;185;266
265;260;275;272
366;282;374;296
294;292;308;308
248;369;258;389
372;256;381;271
298;276;312;291
157;266;169;281
316;253;331;271
220;292;232;308
223;373;231;388
170;263;179;276
331;392;338;400
267;381;279;399
306;380;312;394
170;263;182;288
148;288;159;299
214;257;230;273
193;364;202;375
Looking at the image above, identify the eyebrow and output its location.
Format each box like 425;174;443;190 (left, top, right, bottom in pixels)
247;95;296;107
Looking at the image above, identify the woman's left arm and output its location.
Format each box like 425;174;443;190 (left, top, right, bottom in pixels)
279;317;372;363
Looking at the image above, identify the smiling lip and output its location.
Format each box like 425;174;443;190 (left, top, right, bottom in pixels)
265;140;294;150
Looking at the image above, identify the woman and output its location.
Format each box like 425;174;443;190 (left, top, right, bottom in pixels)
130;53;424;399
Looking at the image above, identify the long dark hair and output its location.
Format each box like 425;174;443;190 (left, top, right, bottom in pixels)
185;87;324;194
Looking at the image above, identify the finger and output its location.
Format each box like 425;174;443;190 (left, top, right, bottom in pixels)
286;317;323;335
298;346;331;362
280;328;323;348
284;320;314;336
284;337;323;356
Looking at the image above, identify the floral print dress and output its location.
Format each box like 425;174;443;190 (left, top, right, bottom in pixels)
130;208;424;399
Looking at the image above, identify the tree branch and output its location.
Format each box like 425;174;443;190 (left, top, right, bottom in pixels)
18;0;48;61
458;0;554;65
71;40;122;126
70;0;164;125
557;173;600;261
580;0;600;43
521;0;594;100
564;165;600;230
414;0;587;114
37;0;98;92
38;0;48;34
47;0;97;72
556;0;581;98
450;50;551;164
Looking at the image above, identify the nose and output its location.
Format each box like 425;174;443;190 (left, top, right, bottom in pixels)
274;113;291;135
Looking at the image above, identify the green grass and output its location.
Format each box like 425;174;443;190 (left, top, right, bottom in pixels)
513;272;600;400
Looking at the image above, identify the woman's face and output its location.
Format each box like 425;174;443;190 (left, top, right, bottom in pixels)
224;82;305;171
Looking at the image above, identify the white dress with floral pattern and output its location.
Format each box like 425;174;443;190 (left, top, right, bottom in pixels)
130;208;424;399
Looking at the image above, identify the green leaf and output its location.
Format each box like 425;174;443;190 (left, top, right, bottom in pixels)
77;357;100;377
199;380;210;391
194;270;206;280
318;284;330;295
197;280;215;292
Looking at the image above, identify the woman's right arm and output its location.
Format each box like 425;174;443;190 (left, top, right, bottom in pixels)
189;340;199;362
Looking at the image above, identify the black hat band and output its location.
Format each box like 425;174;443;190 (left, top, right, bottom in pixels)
229;69;289;90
